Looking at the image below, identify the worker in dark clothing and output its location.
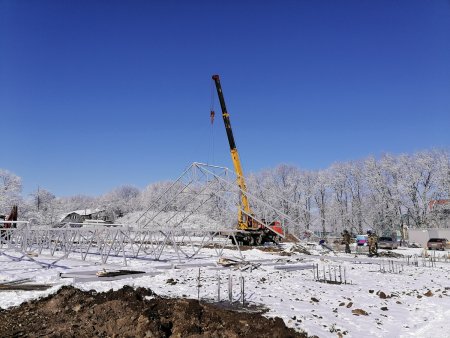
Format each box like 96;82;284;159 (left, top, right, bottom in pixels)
367;229;378;257
342;230;352;253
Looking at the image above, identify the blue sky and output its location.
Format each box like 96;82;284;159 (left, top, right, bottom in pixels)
1;0;449;196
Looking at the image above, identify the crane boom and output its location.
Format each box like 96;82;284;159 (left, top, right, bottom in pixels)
212;75;251;229
211;75;283;244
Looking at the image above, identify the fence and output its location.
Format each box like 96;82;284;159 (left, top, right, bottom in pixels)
312;263;349;284
196;268;247;306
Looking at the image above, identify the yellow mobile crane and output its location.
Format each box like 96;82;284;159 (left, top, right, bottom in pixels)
212;75;283;245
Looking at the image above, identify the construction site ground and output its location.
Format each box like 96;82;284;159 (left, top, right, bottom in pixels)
0;242;449;337
0;285;304;338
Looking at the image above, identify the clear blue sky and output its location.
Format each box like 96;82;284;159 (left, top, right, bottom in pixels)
1;0;449;197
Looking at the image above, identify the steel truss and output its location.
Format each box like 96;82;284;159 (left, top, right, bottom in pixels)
0;226;242;267
137;162;309;237
0;162;313;268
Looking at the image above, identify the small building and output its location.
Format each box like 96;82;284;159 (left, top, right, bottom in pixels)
407;228;450;247
428;199;450;211
60;209;114;225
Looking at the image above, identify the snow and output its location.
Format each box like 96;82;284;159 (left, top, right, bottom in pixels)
0;243;449;338
117;211;231;230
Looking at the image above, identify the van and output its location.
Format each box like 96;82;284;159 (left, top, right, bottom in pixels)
356;235;368;246
378;236;399;249
427;238;449;251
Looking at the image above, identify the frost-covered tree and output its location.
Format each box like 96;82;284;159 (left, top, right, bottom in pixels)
57;195;96;214
99;185;140;217
313;170;330;237
19;188;65;225
434;151;450;200
30;188;56;212
2;149;448;232
328;162;351;233
345;160;366;234
0;169;22;214
364;155;400;233
398;151;447;228
139;181;179;211
296;170;315;230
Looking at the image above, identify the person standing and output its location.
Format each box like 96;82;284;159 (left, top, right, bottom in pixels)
367;230;378;257
342;230;352;253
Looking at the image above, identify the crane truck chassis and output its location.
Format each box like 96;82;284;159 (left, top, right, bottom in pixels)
212;75;284;246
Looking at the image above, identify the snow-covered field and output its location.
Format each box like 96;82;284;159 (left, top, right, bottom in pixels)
0;242;449;338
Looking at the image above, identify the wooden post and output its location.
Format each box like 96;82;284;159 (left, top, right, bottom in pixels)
197;268;201;301
316;264;319;281
228;273;232;302
217;273;221;302
240;276;245;306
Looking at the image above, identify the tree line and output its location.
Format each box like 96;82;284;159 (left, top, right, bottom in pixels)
1;149;449;235
246;149;450;235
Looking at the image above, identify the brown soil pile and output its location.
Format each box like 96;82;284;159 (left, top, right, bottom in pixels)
0;286;307;338
282;234;300;243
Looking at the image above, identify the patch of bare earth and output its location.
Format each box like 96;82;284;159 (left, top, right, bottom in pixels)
281;234;300;243
0;286;307;338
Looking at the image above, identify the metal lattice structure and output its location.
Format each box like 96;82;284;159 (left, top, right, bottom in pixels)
137;162;308;236
0;162;316;267
0;225;243;267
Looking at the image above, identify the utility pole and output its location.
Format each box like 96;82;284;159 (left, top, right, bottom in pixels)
37;186;40;212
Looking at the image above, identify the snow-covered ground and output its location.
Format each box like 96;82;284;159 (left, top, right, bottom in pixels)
0;243;449;338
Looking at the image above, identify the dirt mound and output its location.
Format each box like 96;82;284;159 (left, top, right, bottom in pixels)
0;286;307;338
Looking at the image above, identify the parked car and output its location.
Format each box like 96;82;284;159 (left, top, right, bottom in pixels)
427;238;449;251
356;235;368;246
378;236;399;250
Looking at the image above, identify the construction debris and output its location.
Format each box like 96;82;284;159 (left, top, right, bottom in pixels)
217;258;262;271
0;278;52;291
289;244;312;255
60;270;156;283
96;269;145;277
217;257;241;267
379;251;404;258
274;264;314;271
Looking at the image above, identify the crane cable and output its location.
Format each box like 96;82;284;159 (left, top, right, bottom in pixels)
209;79;216;165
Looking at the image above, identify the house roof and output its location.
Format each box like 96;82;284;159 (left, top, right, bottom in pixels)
428;199;450;210
59;209;105;222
